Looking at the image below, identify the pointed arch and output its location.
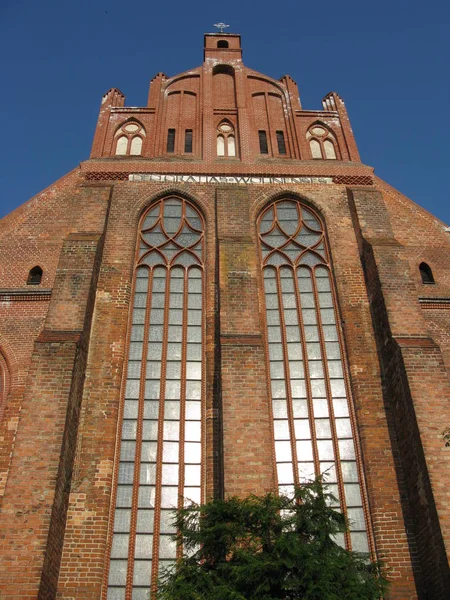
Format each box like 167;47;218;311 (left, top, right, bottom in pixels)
0;350;10;423
419;262;435;284
306;121;339;160
106;196;205;598
27;265;43;285
114;120;146;156
216;120;238;157
257;198;374;555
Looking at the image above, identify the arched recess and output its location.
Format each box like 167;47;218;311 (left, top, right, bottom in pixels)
257;198;373;555
212;64;236;109
105;196;205;599
0;351;11;423
419;262;435;284
114;120;146;156
306;122;339;160
216;119;237;157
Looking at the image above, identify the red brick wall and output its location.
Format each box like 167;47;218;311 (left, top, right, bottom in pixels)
0;32;449;600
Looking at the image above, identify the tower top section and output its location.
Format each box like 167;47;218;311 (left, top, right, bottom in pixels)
203;32;242;61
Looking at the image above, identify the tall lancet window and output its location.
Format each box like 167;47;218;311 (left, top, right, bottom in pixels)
258;199;371;555
107;197;205;600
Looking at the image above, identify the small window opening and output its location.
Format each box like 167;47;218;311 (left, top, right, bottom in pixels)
130;136;142;156
259;130;269;154
276;131;287;155
217;40;229;48
27;266;43;285
420;262;435;284
184;130;193;153
167;129;176;153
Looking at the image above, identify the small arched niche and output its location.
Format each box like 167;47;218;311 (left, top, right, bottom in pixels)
217;40;229;48
27;266;43;285
419;262;435;284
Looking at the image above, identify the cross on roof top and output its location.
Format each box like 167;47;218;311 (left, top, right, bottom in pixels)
214;22;230;33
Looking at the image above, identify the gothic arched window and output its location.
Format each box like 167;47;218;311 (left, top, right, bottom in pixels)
107;197;205;599
306;125;338;160
258;199;370;554
27;266;43;285
115;122;146;156
420;262;435;284
217;121;236;157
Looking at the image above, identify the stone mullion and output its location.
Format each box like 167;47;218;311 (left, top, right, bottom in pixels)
275;267;299;488
125;268;154;598
150;267;171;596
291;266;321;479
310;267;350;549
176;268;188;561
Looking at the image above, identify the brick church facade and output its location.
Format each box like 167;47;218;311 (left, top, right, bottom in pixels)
0;32;449;599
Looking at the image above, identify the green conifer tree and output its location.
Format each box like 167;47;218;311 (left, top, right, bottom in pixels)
157;479;388;600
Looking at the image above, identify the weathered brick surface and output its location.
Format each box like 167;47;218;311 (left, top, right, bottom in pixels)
0;32;448;600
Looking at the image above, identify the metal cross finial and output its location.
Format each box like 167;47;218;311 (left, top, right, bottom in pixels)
214;22;230;33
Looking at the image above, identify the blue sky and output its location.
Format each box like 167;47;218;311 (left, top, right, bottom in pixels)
1;0;449;223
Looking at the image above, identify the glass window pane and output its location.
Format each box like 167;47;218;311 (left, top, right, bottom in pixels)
122;404;138;427
336;418;352;438
138;486;156;509
140;463;156;485
119;463;135;484
133;560;152;586
108;560;128;586
339;439;356;460
146;361;161;379
185;464;201;487
117;486;133;508
135;534;153;559
161;486;179;508
120;442;136;462
159;535;177;559
292;399;308;418
315;419;332;439
136;509;154;533
108;587;125;599
185;401;201;420
273;420;290;440
164;400;180;420
291;380;307;398
114;509;131;533
275;440;292;463
183;486;201;505
186;381;201;399
317;440;334;461
160;510;177;534
313;398;329;418
111;534;129;558
294;419;311;439
351;532;369;554
298;462;315;482
333;398;349;417
345;484;362;507
277;462;294;485
141;442;157;462
162;442;179;463
296;440;313;461
271;380;286;399
341;461;359;482
185;421;201;442
142;420;158;441
185;442;201;463
272;398;288;419
348;507;366;531
143;400;159;419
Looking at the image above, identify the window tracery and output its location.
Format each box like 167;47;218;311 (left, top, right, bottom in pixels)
258;199;370;554
216;121;236;157
107;197;205;599
115;122;146;156
306;124;338;160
